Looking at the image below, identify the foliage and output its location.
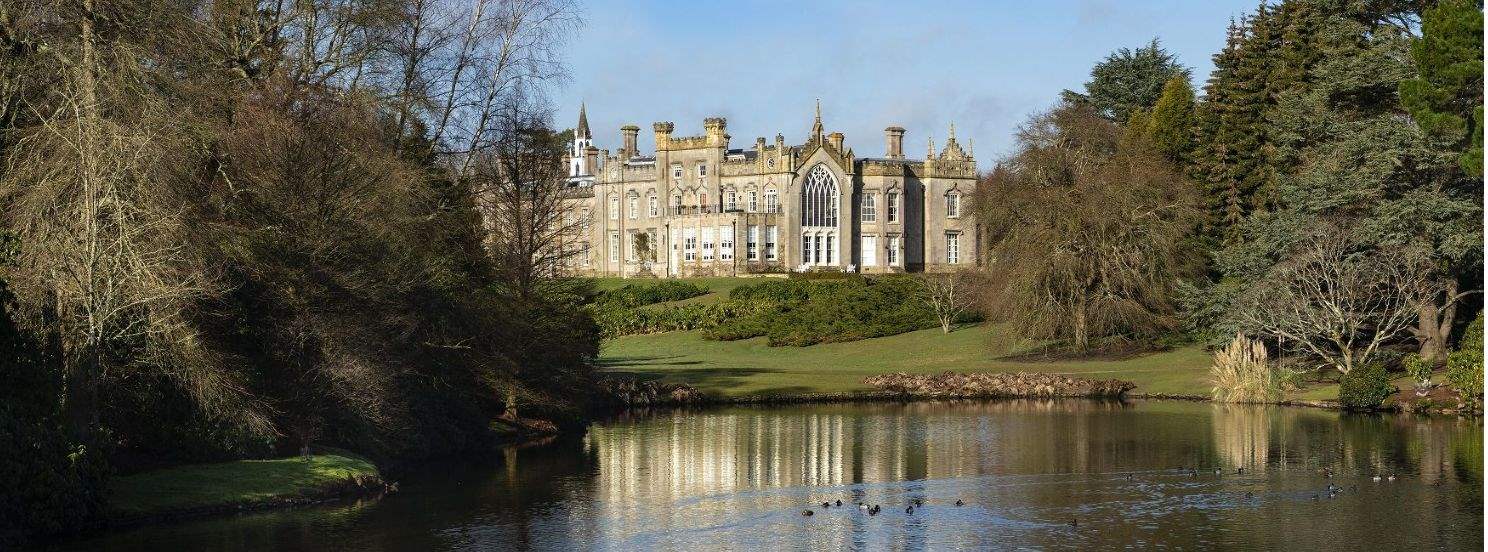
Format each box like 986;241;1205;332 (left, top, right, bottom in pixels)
1143;74;1198;164
1402;353;1434;390
1210;334;1279;403
1337;362;1395;410
705;277;967;347
595;302;756;338
976;103;1204;351
596;281;708;309
1062;38;1191;122
1446;313;1484;409
1399;0;1484;175
0;236;107;546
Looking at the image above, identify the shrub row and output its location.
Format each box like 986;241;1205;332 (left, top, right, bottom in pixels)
709;276;978;347
595;281;709;309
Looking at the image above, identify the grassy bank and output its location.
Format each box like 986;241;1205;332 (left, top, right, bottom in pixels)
107;454;384;522
601;323;1219;398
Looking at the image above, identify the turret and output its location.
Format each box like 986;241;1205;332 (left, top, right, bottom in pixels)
704;117;728;146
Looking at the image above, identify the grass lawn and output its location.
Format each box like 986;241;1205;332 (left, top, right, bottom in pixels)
601;323;1220;398
108;454;380;518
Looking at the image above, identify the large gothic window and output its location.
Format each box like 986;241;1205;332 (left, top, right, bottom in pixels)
801;164;838;228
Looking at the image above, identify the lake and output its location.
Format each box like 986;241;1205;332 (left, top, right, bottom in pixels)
53;400;1483;551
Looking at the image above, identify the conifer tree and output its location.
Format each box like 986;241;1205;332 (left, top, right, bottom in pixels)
1146;74;1197;164
1399;0;1484;175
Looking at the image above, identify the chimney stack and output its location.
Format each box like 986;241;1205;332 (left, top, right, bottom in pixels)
828;132;844;152
621;124;639;158
653;122;674;151
704;117;728;146
584;146;599;174
884;126;906;159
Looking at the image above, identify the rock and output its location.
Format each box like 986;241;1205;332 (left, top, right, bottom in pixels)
862;371;1135;399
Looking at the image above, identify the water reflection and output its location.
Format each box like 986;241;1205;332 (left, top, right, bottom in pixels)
53;400;1482;551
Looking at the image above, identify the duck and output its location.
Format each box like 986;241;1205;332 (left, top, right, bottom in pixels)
1387;474;1396;482
912;498;924;507
1213;467;1222;475
955;499;965;506
869;505;880;516
822;501;831;509
803;509;814;517
906;506;914;514
1236;467;1245;475
835;499;842;507
1372;475;1382;482
859;503;869;510
1069;517;1078;528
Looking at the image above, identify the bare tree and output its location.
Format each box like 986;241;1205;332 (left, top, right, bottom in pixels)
918;271;978;333
1233;224;1430;375
472;93;582;299
0;3;261;439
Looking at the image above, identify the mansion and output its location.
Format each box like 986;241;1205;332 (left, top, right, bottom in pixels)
561;103;978;277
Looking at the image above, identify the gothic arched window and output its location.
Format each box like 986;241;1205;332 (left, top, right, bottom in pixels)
801;164;838;228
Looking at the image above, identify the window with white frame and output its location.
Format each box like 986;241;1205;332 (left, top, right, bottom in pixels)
672;194;682;213
861;193;876;222
608;231;619;263
946;192;961;218
672;165;683;179
887;192;899;223
580;209;591;233
825;233;835;264
719;226;733;261
765;225;778;261
765;190;779;213
648;194;658;217
748;190;758;212
628;196;638;219
581;242;590;266
683;228;697;261
813;234;824;264
946;232;959;264
699;192;709;213
887;235;899;265
861;235;877;266
646;229;658;262
725;190;736;211
697;163;707;177
627;231;637;261
609;196;619;220
746;225;759;260
701;227;715;261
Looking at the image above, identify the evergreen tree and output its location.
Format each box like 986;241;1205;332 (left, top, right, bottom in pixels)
1063;38;1191;123
1399;0;1484;175
1146;74;1198;164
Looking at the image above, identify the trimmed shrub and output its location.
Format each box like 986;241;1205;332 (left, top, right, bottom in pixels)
1338;362;1394;410
1446;313;1483;410
596;281;708;309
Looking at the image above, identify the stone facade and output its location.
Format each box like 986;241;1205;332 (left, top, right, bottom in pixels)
561;103;977;278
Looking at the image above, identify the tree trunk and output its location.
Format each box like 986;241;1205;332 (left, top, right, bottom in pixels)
1073;308;1088;351
1416;280;1458;364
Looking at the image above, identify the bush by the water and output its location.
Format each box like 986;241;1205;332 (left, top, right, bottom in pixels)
1446;313;1483;410
1338;363;1395;410
707;276;977;346
863;371;1135;398
596;281;709;309
1210;334;1280;403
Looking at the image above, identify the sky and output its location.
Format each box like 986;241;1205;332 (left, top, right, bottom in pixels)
548;0;1259;170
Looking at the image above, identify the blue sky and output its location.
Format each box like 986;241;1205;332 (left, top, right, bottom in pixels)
549;0;1258;169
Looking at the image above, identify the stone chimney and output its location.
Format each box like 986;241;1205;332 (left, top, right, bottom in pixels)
621;124;639;158
704;117;728;146
653;122;674;151
827;132;844;151
584;146;599;174
884;126;905;159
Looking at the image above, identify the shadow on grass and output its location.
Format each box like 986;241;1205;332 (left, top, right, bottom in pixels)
598;355;706;368
605;366;787;394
